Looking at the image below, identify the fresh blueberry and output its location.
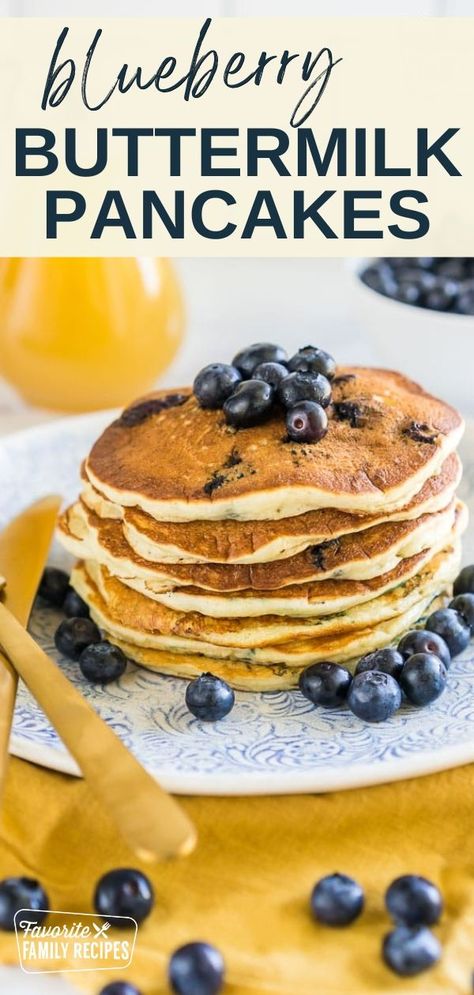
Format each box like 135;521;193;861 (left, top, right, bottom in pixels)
185;673;235;722
355;648;404;681
398;629;451;669
0;877;49;932
426;607;470;656
449;593;474;632
395;281;423;306
54;617;101;660
453;564;474;596
399;653;448;707
278;371;332;409
63;588;90;619
38;567;70;608
94;869;154;926
299;662;352;708
383;926;441;976
193;364;241;409
455;285;474;315
424;285;454;311
435;258;466;280
287;346;336;380
395;267;437;292
385;875;443;927
169;941;225;995
360;262;398;297
79;642;128;684
347;671;402;723
253;361;288;390
310;873;364;927
286;402;328;444
232;343;287;378
223;380;273;428
99;984;142;995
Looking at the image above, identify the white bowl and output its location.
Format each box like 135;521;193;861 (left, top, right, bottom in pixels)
347;258;474;416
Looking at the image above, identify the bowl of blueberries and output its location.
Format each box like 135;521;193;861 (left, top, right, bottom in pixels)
351;257;474;411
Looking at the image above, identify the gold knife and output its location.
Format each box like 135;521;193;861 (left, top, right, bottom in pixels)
0;495;62;800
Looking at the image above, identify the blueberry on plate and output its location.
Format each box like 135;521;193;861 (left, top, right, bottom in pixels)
278;371;332;409
79;642;128;684
38;566;70;608
193;364;242;409
355;648;404;681
385;875;443;927
94;869;154;926
399;653;447;707
449;593;474;632
287;346;337;380
223;380;273;428
299;662;352;708
398;629;451;669
425;607;470;657
54;617;102;661
286;402;328;444
185;673;235;722
310;873;364;927
0;877;49;932
169;941;225;995
252;361;288;390
453;564;474;596
347;671;401;723
232;342;287;378
383;925;441;976
99;983;142;995
63;588;90;619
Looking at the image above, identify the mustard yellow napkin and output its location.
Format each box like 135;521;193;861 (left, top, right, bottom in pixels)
0;757;473;995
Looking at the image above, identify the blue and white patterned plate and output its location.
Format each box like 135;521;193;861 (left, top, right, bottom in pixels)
1;412;474;796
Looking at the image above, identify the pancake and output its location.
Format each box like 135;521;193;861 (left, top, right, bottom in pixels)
81;452;461;564
58;499;460;592
84;369;464;522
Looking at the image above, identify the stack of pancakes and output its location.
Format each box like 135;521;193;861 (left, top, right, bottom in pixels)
58;367;467;690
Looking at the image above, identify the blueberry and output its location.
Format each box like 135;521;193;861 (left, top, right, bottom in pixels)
169;941;225;995
398;629;451;669
185;673;235;722
395;281;424;306
383;926;441;976
310;873;364;927
449;593;474;632
360;264;397;298
0;877;49;932
278;371;332;409
399;653;447;707
396;267;437;292
253;361;288;390
426;607;470;656
436;258;467;281
385;875;443;927
355;648;404;681
38;567;70;608
223;380;273;428
424;285;454;311
79;642;128;684
347;671;401;723
299;662;352;708
286;402;328;444
193;364;241;409
99;984;142;995
94;869;154;926
453;564;474;596
63;588;90;619
455;286;474;315
287;346;336;380
232;343;287;378
54;617;101;660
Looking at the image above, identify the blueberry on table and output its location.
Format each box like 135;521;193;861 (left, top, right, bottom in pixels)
287;346;337;380
63;588;90;619
99;983;142;995
383;925;441;976
79;642;128;684
453;565;474;596
54;617;102;660
425;607;470;657
347;671;402;723
232;342;287;378
399;653;447;707
278;371;332;409
449;593;474;632
193;364;242;409
169;941;225;995
185;673;235;722
286;402;328;444
355;648;404;681
385;875;443;927
223;380;273;428
0;877;49;932
398;629;451;669
38;566;70;608
94;869;154;926
310;873;364;927
252;361;288;390
299;662;352;708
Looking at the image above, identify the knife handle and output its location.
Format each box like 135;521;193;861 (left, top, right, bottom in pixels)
0;655;17;800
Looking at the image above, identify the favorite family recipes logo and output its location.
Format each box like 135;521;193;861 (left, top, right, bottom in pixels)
14;910;137;975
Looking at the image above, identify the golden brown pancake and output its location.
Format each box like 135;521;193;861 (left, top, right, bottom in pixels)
84;370;463;522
